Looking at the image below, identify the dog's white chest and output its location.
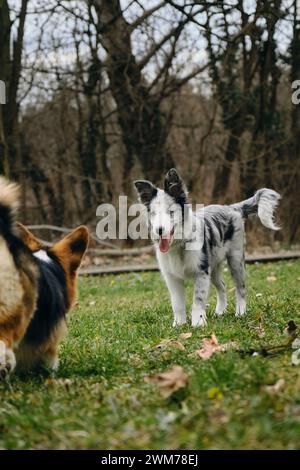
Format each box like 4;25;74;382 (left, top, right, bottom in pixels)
156;247;199;280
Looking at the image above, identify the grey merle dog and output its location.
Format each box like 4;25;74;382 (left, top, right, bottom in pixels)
134;169;280;327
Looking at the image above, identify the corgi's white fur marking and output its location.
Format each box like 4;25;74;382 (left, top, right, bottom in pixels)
34;249;52;263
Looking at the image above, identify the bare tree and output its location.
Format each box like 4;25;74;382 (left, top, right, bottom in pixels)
289;0;300;241
0;0;298;243
89;0;207;184
0;0;29;177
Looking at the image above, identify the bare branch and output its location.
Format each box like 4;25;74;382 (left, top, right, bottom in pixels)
129;1;166;32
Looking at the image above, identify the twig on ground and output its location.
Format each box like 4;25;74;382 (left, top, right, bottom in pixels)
237;321;299;358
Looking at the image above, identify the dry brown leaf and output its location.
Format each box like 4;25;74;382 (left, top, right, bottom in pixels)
155;339;185;351
196;334;237;360
209;409;229;424
44;378;73;391
145;365;188;398
263;378;285;395
255;325;266;338
179;332;193;341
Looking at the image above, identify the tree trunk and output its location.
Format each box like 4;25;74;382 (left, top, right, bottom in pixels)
213;125;243;200
91;0;172;185
0;0;28;178
289;0;300;241
0;0;11;176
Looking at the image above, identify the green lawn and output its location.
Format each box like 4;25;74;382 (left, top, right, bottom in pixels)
1;261;300;450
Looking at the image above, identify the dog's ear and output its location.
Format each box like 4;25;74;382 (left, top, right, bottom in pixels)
134;180;157;206
16;223;43;252
50;226;90;274
164;168;187;202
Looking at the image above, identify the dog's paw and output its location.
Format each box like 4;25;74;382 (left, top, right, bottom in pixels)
235;311;246;317
0;347;16;380
214;309;225;316
172;312;187;327
0;362;12;380
191;314;207;327
44;356;59;372
172;319;187;327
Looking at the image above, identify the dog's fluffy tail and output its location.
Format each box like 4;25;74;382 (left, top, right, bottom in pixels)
231;188;281;230
0;176;20;235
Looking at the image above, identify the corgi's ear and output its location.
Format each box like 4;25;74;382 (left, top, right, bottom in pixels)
16;223;43;252
51;226;90;274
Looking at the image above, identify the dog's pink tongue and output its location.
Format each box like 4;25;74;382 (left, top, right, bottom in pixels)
159;237;170;253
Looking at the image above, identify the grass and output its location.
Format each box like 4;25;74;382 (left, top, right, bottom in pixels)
1;260;300;450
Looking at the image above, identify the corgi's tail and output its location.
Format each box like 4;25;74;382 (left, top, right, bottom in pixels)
231;188;281;231
0;176;20;235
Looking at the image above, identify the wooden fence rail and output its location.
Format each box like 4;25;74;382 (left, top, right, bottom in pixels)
80;251;300;276
22;225;300;276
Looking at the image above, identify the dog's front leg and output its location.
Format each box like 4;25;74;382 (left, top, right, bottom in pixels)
0;337;16;380
164;273;186;326
191;270;210;327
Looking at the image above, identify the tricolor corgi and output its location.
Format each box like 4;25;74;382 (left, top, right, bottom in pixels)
0;177;89;378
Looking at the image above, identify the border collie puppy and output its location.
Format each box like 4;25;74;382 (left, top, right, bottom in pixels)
0;177;89;378
134;169;280;327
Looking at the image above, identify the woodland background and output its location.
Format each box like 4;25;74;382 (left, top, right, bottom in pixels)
0;0;299;244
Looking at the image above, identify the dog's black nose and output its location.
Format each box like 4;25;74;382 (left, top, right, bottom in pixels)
157;227;163;236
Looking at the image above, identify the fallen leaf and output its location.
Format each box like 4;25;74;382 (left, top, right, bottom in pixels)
145;365;188;398
155;339;185;351
178;332;192;341
208;408;228;424
255;325;265;338
44;378;73;391
263;378;285;395
195;334;237;360
267;275;277;282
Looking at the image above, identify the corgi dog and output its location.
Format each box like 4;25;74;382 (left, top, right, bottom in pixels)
0;177;89;378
